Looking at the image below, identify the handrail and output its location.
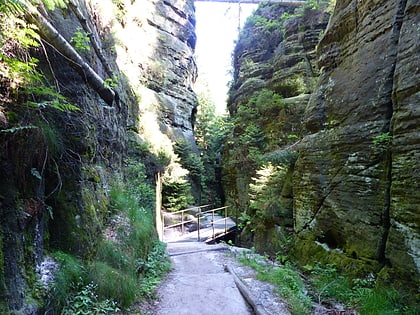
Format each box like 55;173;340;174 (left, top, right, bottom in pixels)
168;204;212;216
162;205;233;242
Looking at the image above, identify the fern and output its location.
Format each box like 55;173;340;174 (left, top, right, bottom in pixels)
1;125;38;133
0;0;24;16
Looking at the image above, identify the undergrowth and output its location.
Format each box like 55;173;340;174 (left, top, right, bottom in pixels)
238;251;419;315
239;250;312;314
48;162;171;313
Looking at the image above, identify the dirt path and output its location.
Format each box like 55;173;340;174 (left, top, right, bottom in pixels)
146;241;292;315
152;242;253;315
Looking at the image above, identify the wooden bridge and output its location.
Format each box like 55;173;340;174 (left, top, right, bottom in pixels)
194;0;306;5
161;205;237;243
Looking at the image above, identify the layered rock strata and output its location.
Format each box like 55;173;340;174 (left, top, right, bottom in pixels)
0;0;197;312
225;0;419;288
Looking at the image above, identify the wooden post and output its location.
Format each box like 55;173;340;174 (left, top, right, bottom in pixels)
197;212;201;241
181;210;185;235
224;207;227;235
212;210;215;240
155;172;164;242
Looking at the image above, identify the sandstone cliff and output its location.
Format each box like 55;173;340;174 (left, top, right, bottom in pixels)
224;0;419;291
0;0;197;312
295;0;419;284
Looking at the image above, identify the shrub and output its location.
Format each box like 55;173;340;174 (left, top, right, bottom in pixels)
87;261;137;307
61;282;120;315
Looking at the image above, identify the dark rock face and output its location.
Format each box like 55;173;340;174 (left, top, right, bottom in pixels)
294;0;419;283
0;0;197;312
225;0;419;287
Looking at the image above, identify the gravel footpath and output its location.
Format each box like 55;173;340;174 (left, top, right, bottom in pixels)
141;242;291;315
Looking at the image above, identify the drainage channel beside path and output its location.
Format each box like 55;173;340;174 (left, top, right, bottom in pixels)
152;242;291;315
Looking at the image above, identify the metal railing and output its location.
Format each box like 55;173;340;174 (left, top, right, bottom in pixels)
162;205;232;242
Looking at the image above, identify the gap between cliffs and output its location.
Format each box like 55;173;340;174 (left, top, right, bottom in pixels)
376;0;408;264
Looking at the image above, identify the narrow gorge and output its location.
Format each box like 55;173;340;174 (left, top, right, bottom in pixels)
0;0;418;313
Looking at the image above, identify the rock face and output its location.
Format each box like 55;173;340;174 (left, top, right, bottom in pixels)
224;3;330;252
295;0;419;283
0;0;197;312
224;0;419;288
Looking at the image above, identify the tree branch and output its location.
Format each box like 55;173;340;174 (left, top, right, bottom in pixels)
26;6;117;106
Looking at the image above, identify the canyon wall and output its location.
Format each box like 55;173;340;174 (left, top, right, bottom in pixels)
0;0;197;312
224;0;419;289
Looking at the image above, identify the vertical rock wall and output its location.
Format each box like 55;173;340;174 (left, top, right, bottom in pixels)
225;0;419;288
295;0;419;283
224;3;330;252
0;0;198;312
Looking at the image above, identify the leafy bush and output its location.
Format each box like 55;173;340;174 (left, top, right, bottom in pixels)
61;282;120;315
137;242;171;298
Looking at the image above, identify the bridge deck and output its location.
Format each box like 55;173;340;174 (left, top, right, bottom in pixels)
164;213;237;243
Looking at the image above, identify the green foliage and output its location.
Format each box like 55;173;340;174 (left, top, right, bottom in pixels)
246;15;281;33
0;0;24;16
103;75;119;88
161;138;203;210
307;263;352;303
0;125;38;133
0;3;80;123
248;165;287;226
239;252;312;314
237;211;251;229
162;180;194;212
304;263;416;314
195;92;230;205
303;0;335;11
87;261;137;307
259;266;312;314
230;89;285;164
111;0;127;24
71;27;91;52
49;252;86;309
61;282;120;315
264;149;298;167
40;0;68;10
136;242;171;298
125;160;156;211
372;132;392;152
174;138;204;182
50;162;168;311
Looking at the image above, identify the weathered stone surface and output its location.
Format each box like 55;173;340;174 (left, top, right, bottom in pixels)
224;3;330;251
294;0;419;284
386;0;420;279
225;0;419;289
0;0;198;311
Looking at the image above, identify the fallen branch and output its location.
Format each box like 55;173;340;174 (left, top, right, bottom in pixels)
225;264;270;315
25;5;117;106
68;1;114;78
